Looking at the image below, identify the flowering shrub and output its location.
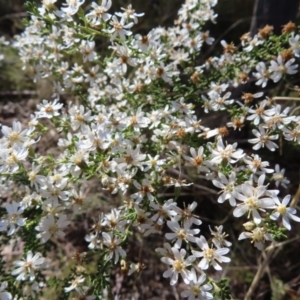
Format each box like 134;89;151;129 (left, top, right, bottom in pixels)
1;0;300;299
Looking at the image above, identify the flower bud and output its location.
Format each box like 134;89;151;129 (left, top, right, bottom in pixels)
243;221;255;231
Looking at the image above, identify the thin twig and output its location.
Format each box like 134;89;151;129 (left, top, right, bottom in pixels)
0;90;38;96
244;245;276;300
0;12;27;23
273;96;300;101
204;17;252;59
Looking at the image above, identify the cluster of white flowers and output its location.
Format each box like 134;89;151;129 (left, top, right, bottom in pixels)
0;0;300;298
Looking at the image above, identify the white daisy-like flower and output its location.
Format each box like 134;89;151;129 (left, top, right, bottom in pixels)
107;15;134;41
86;0;112;24
248;125;279;151
11;251;45;281
253;62;270;88
209;225;232;248
64;276;85;293
165;220;200;248
161;247;195;286
61;0;84;16
269;55;298;83
181;269;213;300
272;164;290;188
102;232;126;264
209;139;244;164
0;281;12;300
239;227;272;250
192;235;230;270
270;195;300;230
0;201;26;235
35;214;70;243
1;121;31;146
289;33;300;57
233;180;275;224
36;98;63;119
212;171;237;206
183;146;210;173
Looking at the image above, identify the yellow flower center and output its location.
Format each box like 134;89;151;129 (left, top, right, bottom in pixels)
173;259;184;272
245;197;258;209
277;204;287;215
8;132;20;143
203;248;215;261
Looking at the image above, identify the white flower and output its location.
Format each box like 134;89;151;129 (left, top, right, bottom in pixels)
130;178;155;203
239;227;272;250
0;146;29;173
271;164;290;188
269;55;298;82
125;107;150;131
143;154;165;172
233;180;275;224
27;163;45;190
253;62;270;88
246;100;268;125
12;251;45;281
173;201;202;228
86;0;112;24
102;208;127;232
35;214;70;243
1;121;31;146
165;220;200;248
79;40;97;62
61;0;84;15
116;4;144;24
161;247;195;285
243;154;273;174
248;125;279;151
102;232;126;264
183;146;210;173
263;104;295;130
107;15;134;41
0;201;26;235
116;145;146;171
270;195;300;230
192;235;230;270
64;276;85;293
209;139;244;164
289;33;300;57
86;232;100;250
212;172;237;206
181;269;213;300
36;98;63;118
209;225;232;248
0;282;12;300
207;90;234;111
150;199;178;225
69;104;93;131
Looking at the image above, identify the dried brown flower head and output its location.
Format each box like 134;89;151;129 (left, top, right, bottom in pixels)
242;93;255;104
190;72;201;84
223;42;237;54
258;25;274;39
280;48;294;62
282;21;297;34
238;72;249;84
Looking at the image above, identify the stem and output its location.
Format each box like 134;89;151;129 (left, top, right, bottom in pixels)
244;245;275;300
273;96;300;101
78;25;110;38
